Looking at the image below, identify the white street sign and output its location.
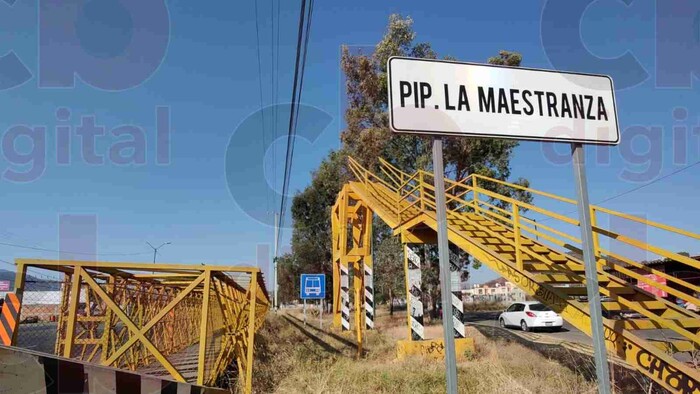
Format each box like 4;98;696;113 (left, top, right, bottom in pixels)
388;57;619;145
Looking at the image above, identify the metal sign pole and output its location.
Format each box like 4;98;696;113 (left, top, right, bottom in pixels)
432;137;458;394
571;143;611;394
320;300;323;329
303;299;307;326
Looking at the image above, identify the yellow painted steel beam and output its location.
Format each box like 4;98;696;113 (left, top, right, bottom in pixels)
104;272;206;366
11;260;269;389
78;267;187;382
197;270;212;385
62;270;82;358
244;274;258;394
15;259;258;273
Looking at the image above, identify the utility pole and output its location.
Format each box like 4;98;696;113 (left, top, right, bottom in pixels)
146;242;171;264
274;212;280;310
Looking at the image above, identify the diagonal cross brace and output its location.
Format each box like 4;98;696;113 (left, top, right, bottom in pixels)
102;271;207;367
80;267;194;382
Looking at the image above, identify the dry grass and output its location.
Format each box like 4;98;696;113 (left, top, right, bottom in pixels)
249;312;597;394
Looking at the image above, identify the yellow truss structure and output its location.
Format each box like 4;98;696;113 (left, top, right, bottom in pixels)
12;259;269;393
332;156;700;394
331;184;373;356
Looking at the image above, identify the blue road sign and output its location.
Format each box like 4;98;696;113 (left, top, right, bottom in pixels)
300;274;326;300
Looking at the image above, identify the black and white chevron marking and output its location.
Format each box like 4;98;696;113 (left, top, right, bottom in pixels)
364;263;374;330
449;244;465;338
0;345;224;394
340;263;350;331
405;245;424;340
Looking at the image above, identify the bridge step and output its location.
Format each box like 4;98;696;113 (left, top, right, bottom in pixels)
602;301;666;311
623;318;700;331
648;339;699;353
524;263;586;272
534;273;609;284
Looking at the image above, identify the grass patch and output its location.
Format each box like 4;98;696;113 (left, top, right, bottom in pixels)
249;312;596;393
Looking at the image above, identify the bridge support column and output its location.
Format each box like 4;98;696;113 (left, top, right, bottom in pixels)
332;187;373;339
331;187;347;330
332;259;341;329
449;244;465;339
404;244;425;341
340;260;351;331
363;254;374;330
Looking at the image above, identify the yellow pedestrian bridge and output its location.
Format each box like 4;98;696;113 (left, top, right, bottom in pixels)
331;156;700;394
9;260;269;393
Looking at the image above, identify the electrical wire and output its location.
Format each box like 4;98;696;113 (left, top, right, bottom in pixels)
254;0;270;216
595;160;700;205
272;0;278;213
0;241;150;256
536;159;700;223
277;0;314;252
273;0;281;214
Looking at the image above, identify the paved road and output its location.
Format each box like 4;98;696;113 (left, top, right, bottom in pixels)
465;311;592;345
466;310;690;359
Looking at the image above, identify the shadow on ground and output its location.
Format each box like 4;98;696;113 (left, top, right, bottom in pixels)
285;313;359;350
282;315;342;355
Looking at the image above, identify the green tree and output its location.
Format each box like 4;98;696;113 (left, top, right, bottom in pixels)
285;150;349;304
372;222;405;314
341;14;434;173
443;50;532;212
281;15;532;313
276;253;298;304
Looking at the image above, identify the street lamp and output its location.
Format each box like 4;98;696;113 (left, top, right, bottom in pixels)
146;242;171;264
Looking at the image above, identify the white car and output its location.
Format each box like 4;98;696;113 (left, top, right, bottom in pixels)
498;301;563;332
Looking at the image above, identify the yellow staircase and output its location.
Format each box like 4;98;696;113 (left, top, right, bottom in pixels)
341;156;700;394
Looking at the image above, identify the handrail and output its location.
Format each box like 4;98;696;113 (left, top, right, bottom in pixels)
397;171;421;191
520;215;581;244
592;225;700;271
473;186;580;227
472;172;700;243
599;249;700;304
592;205;700;241
347;154;700;292
398;198;421;216
380;166;402;189
367;171;400;194
473;173;577;205
398;184;422;203
378;157;413;180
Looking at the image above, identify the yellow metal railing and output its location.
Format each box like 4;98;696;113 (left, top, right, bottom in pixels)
350;155;700;315
343;155;700;393
10;259;269;393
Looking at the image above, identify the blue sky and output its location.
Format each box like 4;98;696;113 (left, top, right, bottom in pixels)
0;0;698;287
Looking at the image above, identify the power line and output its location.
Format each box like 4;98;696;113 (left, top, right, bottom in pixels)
273;0;281;212
0;241;150;256
277;0;314;252
536;159;700;223
254;0;270;216
595;160;700;205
